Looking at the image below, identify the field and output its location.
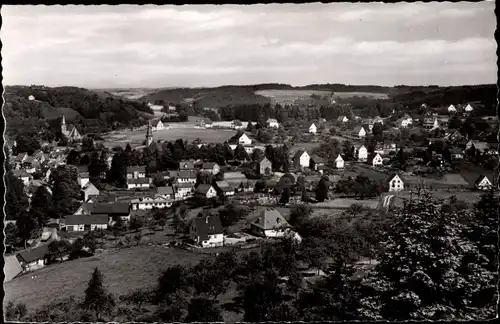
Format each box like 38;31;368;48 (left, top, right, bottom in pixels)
332;91;389;99
255;89;389;101
4;246;205;311
102;123;236;148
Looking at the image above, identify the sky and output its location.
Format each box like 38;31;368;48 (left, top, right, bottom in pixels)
1;2;497;88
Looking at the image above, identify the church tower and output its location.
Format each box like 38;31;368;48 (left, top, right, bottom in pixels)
61;114;67;136
146;122;153;147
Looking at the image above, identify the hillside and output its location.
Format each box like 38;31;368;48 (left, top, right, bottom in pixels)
3;85;154;138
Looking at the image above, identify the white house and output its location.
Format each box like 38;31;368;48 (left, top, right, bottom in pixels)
266;118;280;128
195;184;218;199
355;145;368;162
130;196;173;210
396;117;413;128
16;245;50;273
82;182;100;202
190;215;224;248
201;162;220;175
232;120;244;130
175;183;194;199
309;123;317;134
337;115;349;123
172;170;197;184
127;178;151;189
156;186;175;200
250;208;292;238
388;174;404;192
152;120;165;131
293;150;311;169
127;166;147;179
368;153;383;167
64;214;109;232
238;133;252;145
464;104;474;112
78;172;90;189
352;126;366;138
334;154;344;169
28;95;35;101
215;181;235;196
475;175;493;191
448;104;457;113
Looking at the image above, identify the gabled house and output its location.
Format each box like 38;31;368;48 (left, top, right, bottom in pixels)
293;150;311;169
156;186;175;199
448;104;457;113
387;174;404;192
78;172;90;188
396;117;412;128
423;117;440;130
174;170;198;184
238;133;252;146
367;153;383;167
189;215;224;248
82;182;100;202
464;104;474;112
309;123;317;135
450;147;464;160
475;175;493;191
250;208;292;238
65;214;109;232
337;115;349;123
151;119;165;131
201;162;220;175
334;154;344;169
267;118;280;128
12;169;32;186
352;126;366;138
214;181;235;196
232;120;244;130
126;166;146;179
175;183;194;199
127;177;152;189
354;145;368;162
179;160;196;170
195;184;218;199
16;245;50;273
309;155;326;171
256;156;273;175
91;202;131;224
130;196;173;210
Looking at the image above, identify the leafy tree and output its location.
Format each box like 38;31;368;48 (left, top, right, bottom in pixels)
5;301;28;321
107;153;127;187
279;187;291;205
47;239;71;263
50;165;80;217
66;149;81;165
251;148;264;162
234;144;249;161
119;288;152;313
242;272;288;322
5;171;29;222
15;133;41;154
128;216;143;232
257;129;273;143
184;298;223;322
30;185;53;228
289;205;312;227
82;267;115;321
133;232;142;246
16;211;38;248
218;203;247;227
155;265;191;304
315;176;329;202
5;223;18;246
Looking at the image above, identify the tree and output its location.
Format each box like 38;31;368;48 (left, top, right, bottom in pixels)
5;171;29;223
119;288;152;313
257;129;273;143
5;223;18;246
107;153;127;187
279;187;291;205
16;211;38;248
184;298;223;322
129;217;143;232
51;165;81;217
219;203;247;227
5;301;28;321
251;148;264;162
82;267;115;321
47;239;71;263
155;265;191;304
289;205;312;227
315;176;329;202
66;149;81;165
30;185;53;228
133;232;142;246
234;144;249;161
243;272;288;322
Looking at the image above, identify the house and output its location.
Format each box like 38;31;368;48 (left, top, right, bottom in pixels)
189;215;224;248
396;117;412;128
352;126;366;138
373;116;384;124
232;120;244;130
387;174;404;192
214;181;235;196
239;180;256;193
195;184;218;199
337;115;349;123
130;196;173;210
179;160;196;170
202;119;213;128
173;170;198;184
127;166;146;179
156;186;175;199
224;171;248;187
91;202;131;224
12;169;32;186
466;140;489;154
293;150;311;169
65;214;109;232
4;255;23;283
309;155;326;171
464;104;474;112
28;95;35;100
151;119;165;131
354;145;368;162
450;148;464;160
14;152;28;167
448;104;457;113
127;177;151;189
446;131;464;143
367;153;383;167
61;115;82;141
256;156;273;175
250;208;292;238
78;172;90;188
309;123;317;134
276;173;296;190
33;150;46;163
16;244;50;273
267;118;280;128
334;154;344;169
475;175;493;191
238;133;252;145
175;183;194;199
201;162;220;175
82;182;100;202
423;117;440;130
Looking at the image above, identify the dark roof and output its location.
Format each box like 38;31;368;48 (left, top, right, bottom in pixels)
65;214;109;226
387;173;405;184
127;165;146;173
178;170;198;178
353;126;365;133
90;203;130;215
293;150;306;160
127;178;151;185
17;244;50;264
232;120;243;126
176;183;194;189
202;162;218;169
196;184;214;194
474;175;492;186
192;215;223;240
156;186;175;195
179;160;196;169
310;154;326;163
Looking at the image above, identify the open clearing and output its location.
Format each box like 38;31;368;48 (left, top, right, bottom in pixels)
332;92;389;99
4;246;205;311
255;89;389;101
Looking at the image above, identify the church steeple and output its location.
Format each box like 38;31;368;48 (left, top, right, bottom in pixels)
61;114;67;135
146;122;153;146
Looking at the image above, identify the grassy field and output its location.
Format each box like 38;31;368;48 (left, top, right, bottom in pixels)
4;246;205;311
332;91;389;99
102;126;236;148
255;89;389;100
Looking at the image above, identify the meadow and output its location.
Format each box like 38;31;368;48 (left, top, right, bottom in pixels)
255;89;389;101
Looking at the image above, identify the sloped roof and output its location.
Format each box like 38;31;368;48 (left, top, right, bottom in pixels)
127;178;151;185
196;184;214;194
179;160;196;169
4;255;23;282
252;208;291;230
65;214;109;226
127;165;146;173
192;215;223;240
90;202;130;215
178;170;198;178
310;154;326;163
293;149;307;160
224;171;246;179
202;162;218;169
16;244;50;264
387;173;405;184
176;182;194;189
474;175;492;186
353;126;365;133
156;186;175;195
83;182;99;192
232;120;243;126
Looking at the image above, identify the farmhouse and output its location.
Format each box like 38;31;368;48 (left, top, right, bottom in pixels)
388;174;404;192
127;177;151;189
201;162;220;175
175;183;194;199
189;215;224;248
91;202;131;224
293;150;311;169
448;104;457;113
172;170;198;184
267;118;280;128
367;153;383;167
232;120;244;130
203;119;213;128
464;104;474;112
16;244;50;273
214;181;235;196
151;119;165;131
310;155;326;171
238;133;253;145
475;175;493;191
337;115;349;123
250;208;292;238
195;184;218;199
82;182;100;202
334;154;345;169
156;186;175;199
309;123;317;134
373;116;384;124
65;214;109;232
256;156;273;175
352;126;366;138
354;145;368;162
127;166;146;179
130;196;173;210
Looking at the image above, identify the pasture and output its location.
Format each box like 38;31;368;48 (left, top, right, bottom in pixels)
332;92;389;99
255;89;389;101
